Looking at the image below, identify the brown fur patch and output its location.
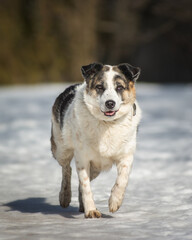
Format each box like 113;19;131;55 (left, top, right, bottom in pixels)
121;81;136;104
129;81;136;98
129;81;135;89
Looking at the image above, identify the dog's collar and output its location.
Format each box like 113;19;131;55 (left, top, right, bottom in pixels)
133;103;136;116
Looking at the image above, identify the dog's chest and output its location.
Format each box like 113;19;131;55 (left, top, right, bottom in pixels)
86;121;135;159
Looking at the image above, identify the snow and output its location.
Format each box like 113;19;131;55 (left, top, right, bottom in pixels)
0;83;192;240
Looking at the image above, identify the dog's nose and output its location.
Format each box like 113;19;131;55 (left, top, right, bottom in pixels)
105;100;116;109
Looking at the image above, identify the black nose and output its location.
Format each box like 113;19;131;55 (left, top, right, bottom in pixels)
105;100;116;109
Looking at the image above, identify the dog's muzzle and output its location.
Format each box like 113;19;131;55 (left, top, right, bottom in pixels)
103;100;118;117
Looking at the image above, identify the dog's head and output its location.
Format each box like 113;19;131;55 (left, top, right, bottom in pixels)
81;63;140;121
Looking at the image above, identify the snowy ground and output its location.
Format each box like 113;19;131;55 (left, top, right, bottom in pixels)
0;83;192;240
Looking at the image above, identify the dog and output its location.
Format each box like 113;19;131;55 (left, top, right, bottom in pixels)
51;63;141;218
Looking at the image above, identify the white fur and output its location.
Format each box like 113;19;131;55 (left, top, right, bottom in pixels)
99;67;121;113
51;67;141;218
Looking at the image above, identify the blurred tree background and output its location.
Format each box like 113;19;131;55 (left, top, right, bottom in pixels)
0;0;191;85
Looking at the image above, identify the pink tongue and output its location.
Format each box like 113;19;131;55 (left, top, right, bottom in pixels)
105;111;115;116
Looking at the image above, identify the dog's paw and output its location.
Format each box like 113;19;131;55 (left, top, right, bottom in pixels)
109;194;122;213
59;191;71;208
85;209;102;218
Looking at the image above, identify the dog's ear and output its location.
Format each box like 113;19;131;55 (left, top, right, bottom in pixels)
81;63;103;82
117;63;141;81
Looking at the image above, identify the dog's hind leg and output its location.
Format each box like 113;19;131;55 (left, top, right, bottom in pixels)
55;147;73;208
59;158;73;208
51;123;73;208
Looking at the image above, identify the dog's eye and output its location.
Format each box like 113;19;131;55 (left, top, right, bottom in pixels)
116;85;124;91
96;85;104;91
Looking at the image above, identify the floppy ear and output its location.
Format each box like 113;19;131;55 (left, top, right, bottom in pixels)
81;63;103;81
117;63;141;81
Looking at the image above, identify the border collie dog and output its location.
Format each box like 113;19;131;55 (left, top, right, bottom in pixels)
51;63;141;218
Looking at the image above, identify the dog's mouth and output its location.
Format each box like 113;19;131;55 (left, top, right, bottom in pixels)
103;110;118;117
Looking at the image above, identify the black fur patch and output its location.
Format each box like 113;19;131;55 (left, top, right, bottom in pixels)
53;84;80;128
117;63;141;82
81;63;103;83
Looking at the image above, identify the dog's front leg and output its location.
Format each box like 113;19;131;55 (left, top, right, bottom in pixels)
109;154;133;213
76;156;101;218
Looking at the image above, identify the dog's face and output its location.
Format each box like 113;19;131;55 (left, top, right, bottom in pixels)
82;63;140;121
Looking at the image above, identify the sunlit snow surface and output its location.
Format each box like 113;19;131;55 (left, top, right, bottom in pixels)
0;84;192;240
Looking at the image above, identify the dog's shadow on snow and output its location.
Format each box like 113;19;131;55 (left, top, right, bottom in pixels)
4;198;113;219
4;198;78;219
